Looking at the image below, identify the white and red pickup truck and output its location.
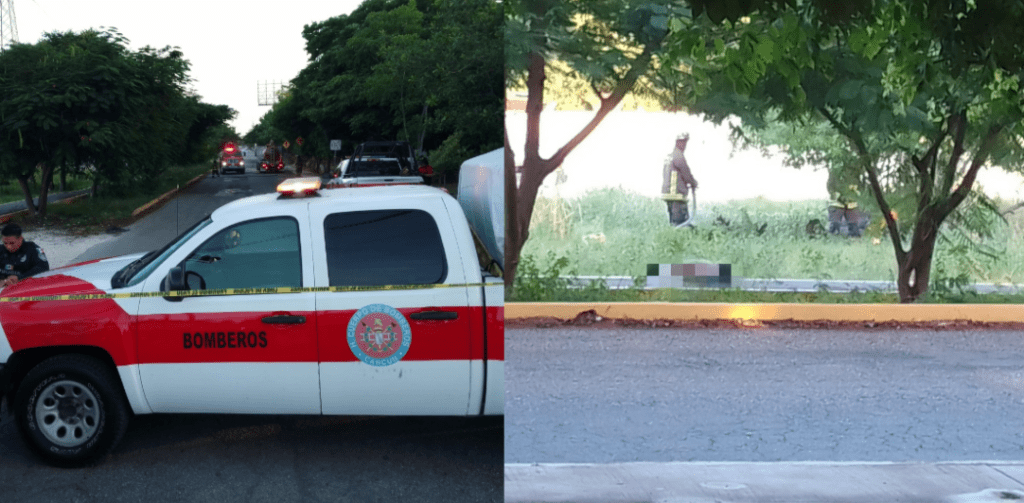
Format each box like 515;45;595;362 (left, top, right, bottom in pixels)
0;160;503;466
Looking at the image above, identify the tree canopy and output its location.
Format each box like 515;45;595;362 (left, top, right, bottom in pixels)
504;0;690;288
506;0;1024;302
244;0;502;177
679;0;1024;301
0;29;235;215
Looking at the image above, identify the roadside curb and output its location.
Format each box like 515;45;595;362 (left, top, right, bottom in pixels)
131;173;208;218
507;302;1024;324
0;191;92;224
505;461;1024;503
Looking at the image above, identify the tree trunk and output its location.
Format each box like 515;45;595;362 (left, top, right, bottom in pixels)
896;212;940;303
504;128;519;290
417;102;429;158
36;162;55;219
505;45;659;290
15;173;38;216
891;122;1000;303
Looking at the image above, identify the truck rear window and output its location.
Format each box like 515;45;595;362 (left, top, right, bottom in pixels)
347;160;402;177
324;209;447;287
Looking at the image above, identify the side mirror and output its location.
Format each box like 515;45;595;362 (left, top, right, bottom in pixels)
163;266;187;301
162;266;207;302
165;266;187;290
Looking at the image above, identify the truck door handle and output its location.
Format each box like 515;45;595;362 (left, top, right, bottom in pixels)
410;311;458;321
262;315;306;324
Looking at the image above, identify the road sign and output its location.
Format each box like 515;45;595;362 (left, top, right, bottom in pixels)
330;139;342;151
283;140;290;149
296;137;304;146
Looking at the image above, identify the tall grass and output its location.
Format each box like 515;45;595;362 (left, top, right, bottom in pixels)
521;188;1024;287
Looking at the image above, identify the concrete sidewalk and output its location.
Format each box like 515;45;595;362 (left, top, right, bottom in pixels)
505;462;1024;502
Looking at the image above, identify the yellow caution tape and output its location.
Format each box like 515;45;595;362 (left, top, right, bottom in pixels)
0;282;499;303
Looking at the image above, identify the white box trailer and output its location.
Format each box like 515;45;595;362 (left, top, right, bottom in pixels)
457;148;504;270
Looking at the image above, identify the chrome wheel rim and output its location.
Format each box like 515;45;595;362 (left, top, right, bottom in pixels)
35;380;101;448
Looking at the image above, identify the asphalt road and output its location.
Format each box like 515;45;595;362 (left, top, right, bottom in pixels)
505;326;1024;464
1;159;503;502
0;405;502;503
73;155;281;263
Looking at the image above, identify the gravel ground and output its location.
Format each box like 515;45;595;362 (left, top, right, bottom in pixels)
22;227;117;268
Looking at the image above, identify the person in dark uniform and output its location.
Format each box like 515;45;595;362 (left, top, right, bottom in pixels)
661;133;699;226
0;223;49;288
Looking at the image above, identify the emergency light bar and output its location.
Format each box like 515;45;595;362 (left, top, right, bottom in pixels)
277;177;321;197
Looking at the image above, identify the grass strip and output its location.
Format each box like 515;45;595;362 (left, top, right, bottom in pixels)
12;164;211;234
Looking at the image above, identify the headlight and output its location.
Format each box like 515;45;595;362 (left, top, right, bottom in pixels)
222;161;227;166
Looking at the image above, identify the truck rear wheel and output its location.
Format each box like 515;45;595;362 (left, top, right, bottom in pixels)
14;354;130;467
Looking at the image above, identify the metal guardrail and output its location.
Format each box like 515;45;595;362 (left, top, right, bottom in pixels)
565;275;1024;294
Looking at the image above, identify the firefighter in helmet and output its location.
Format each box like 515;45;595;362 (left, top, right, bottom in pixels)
661;133;699;226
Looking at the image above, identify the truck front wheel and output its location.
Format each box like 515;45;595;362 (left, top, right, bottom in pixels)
14;354;130;467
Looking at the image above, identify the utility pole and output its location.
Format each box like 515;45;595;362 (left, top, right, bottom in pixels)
0;0;18;53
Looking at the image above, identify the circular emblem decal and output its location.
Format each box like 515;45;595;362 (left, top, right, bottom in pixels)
347;304;411;367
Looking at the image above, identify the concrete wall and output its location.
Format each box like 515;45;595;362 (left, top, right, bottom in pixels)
506;110;1024;204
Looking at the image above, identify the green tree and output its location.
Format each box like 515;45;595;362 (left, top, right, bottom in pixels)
243;107;286;148
248;0;501;174
420;0;503;169
176;98;237;166
504;0;688;289
680;0;1024;302
0;29;227;213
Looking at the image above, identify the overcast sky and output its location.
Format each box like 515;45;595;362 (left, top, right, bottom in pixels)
13;0;364;136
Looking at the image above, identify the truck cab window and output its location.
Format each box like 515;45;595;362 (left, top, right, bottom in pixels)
324;209;447;287
183;217;302;289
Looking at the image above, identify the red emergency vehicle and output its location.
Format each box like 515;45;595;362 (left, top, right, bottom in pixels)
0;166;504;467
219;142;245;175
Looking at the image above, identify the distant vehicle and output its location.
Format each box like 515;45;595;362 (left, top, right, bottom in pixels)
327;141;431;187
260;143;284;173
219;142;245;175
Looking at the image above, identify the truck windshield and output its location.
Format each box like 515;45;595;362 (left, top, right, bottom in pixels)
111;216;213;288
